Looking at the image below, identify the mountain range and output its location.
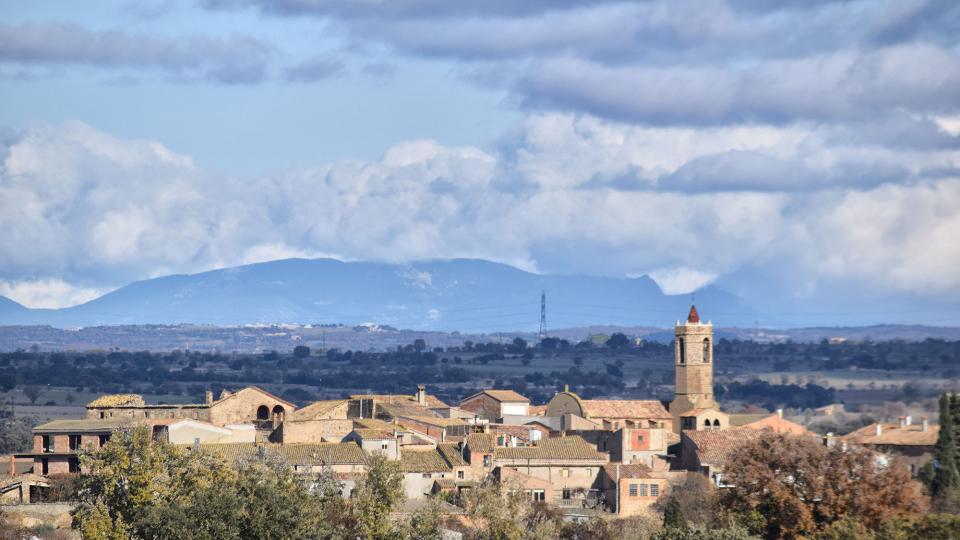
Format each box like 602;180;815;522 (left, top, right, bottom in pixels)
0;258;755;331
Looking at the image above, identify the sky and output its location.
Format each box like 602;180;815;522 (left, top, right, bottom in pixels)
0;0;959;323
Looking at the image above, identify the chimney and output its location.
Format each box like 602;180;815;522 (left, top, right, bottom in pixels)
776;409;783;419
922;416;929;432
898;416;906;429
905;415;912;426
205;390;213;404
563;384;570;393
416;385;426;406
875;424;883;437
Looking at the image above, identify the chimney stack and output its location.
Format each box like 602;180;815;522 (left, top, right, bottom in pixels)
898;416;906;429
776;409;784;419
922;416;929;432
875;424;883;437
205;390;213;404
563;384;570;393
416;385;426;406
905;415;912;426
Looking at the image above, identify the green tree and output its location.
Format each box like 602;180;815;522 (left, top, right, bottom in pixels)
664;496;687;530
933;393;960;496
606;332;631;349
22;385;42;405
352;452;404;540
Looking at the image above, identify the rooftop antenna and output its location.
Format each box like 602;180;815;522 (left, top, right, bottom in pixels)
538;290;547;340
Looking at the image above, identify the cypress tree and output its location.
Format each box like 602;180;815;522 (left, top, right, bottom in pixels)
933;392;960;495
663;496;687;530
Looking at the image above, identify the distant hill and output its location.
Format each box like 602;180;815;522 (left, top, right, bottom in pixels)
0;258;755;331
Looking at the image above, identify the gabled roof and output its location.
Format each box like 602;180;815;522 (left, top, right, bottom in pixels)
493;436;607;462
580;399;672;420
350;393;449;409
842;422;939;446
683;429;765;466
400;443;467;473
602;463;653;480
462;390;530;404
191;442;367;465
215;386;296;410
730;414;816;436
466;433;495;453
291;400;347;421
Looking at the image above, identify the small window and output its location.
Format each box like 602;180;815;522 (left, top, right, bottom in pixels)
41;458;49;475
678;338;685;364
637;434;644;443
99;412;106;419
562;488;572;500
422;473;432;479
681;417;696;431
704;419;712;430
532;489;545;502
629;484;638;497
98;434;110;446
639;484;648;497
561;468;569;478
584;468;591;476
483;455;491;467
457;470;464;480
69;457;80;473
703;338;710;363
42;435;53;453
69;435;82;451
650;483;660;497
381;443;389;450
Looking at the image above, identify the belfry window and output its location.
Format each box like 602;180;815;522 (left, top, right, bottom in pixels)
678;338;685;364
702;338;710;363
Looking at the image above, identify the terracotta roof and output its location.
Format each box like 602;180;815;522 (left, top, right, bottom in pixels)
683;429;765;466
433;478;456;489
378;402;440;419
687;305;700;323
489;424;546;442
398;415;468;428
352;428;394;440
462;390;530;404
350;393;449;409
494;436;607;462
528;405;547;416
602;463;653;480
842;423;939;446
581;400;672;420
292;400;347;421
400;443;467;473
33;418;132;433
87;394;145;407
354;418;400;431
191;443;367;465
728;413;770;426
215;386;296;410
466;433;494;453
732;414;816;436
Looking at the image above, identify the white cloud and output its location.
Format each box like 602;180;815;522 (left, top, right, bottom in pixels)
0;279;105;309
1;118;958;310
647;268;718;295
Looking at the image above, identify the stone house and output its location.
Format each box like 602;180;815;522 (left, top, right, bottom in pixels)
841;416;938;477
459;390;530;421
399;444;470;499
599;463;665;516
545;390;672;431
678;429;765;486
281;399;353;443
21;418;129;475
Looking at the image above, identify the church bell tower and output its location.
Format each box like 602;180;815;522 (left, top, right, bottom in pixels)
669;305;716;416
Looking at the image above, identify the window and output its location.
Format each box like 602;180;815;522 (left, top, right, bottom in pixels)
422;473;432;479
637;434;644;443
98;434;110;446
99;412;106;419
703;338;710;363
42;435;53;453
531;489;545;502
561;468;570;478
584;468;591;477
639;484;648;497
629;484;638;496
381;443;389;450
562;488;572;500
69;457;80;473
41;458;49;475
681;417;696;430
483;455;491;467
704;419;712;430
678;338;685;364
457;470;464;480
713;419;720;429
650;483;660;497
69;435;82;451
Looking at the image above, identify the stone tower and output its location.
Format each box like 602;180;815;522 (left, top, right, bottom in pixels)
669;305;716;416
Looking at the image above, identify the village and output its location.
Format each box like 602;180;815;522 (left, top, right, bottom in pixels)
2;306;943;535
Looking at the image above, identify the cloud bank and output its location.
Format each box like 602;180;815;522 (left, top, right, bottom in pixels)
0;117;957;308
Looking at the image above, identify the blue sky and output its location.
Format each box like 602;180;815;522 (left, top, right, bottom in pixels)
0;0;959;324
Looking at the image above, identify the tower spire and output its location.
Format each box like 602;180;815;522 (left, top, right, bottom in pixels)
687;304;700;324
